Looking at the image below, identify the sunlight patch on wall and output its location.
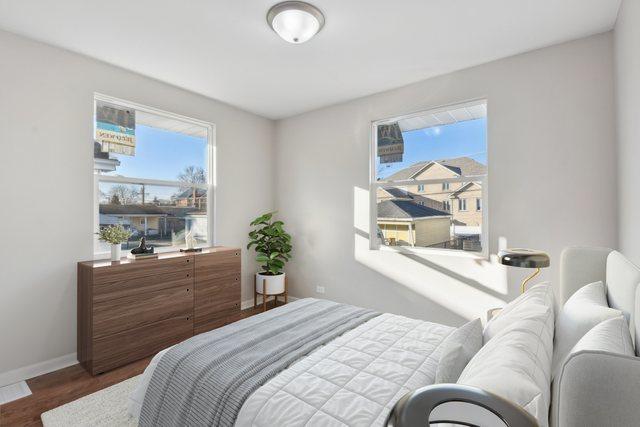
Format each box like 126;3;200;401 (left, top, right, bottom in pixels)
354;186;508;320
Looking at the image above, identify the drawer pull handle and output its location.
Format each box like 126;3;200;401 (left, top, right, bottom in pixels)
186;259;190;263
187;274;190;277
187;288;190;292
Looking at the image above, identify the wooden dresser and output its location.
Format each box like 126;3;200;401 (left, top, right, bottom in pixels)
77;247;241;375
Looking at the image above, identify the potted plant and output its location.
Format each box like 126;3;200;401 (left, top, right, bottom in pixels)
247;212;292;296
97;225;132;261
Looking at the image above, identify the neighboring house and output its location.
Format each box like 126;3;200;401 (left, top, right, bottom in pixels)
174;187;207;209
377;199;451;247
384;156;485;227
99;204;207;243
376;187;444;211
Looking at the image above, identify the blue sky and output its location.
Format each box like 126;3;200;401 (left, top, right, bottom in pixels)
108;124;207;181
101;125;207;201
377;117;487;179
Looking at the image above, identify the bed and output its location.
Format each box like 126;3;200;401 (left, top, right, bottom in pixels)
127;247;640;427
128;298;457;426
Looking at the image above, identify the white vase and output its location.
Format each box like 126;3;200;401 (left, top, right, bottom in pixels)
256;272;285;295
110;244;122;261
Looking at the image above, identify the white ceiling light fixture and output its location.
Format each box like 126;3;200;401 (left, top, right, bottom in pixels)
267;1;325;44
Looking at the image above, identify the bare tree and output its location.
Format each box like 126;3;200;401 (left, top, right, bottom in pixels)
177;166;206;207
108;185;140;205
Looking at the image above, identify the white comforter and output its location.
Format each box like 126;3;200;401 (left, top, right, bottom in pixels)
130;312;454;427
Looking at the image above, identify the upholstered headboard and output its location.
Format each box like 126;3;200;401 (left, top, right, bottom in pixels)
560;246;640;351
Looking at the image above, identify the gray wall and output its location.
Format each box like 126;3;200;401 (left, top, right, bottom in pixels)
275;33;617;325
615;0;640;265
0;30;275;378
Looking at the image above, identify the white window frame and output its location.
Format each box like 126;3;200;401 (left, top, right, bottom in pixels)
369;99;488;257
93;93;216;258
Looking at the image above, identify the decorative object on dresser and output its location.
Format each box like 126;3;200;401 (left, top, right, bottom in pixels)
127;237;157;260
96;224;132;261
77;247;241;375
498;248;550;293
180;229;202;253
247;212;292;311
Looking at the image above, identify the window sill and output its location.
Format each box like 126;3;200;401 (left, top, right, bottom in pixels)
376;244;488;260
93;244;206;260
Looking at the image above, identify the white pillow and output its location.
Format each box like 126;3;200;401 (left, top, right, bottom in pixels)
459;303;554;426
435;318;482;383
483;282;554;343
551;316;634;427
551;281;622;376
567;315;634;356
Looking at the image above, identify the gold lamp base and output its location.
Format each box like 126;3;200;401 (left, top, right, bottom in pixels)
520;267;541;294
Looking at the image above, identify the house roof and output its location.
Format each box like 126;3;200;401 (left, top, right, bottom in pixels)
174;187;207;199
377;200;450;220
450;181;482;197
99;204;205;217
381;187;413;200
384;156;486;181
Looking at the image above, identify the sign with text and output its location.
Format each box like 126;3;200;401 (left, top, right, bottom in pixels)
377;122;403;163
96;101;136;156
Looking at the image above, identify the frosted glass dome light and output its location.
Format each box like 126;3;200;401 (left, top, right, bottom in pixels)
267;2;325;44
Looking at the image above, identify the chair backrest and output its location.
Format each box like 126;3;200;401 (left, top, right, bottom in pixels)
559;246;640;353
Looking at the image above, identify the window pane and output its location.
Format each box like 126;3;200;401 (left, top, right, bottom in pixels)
375;103;487;182
374;101;486;253
94;106;208;183
376;184;482;252
97;182;208;252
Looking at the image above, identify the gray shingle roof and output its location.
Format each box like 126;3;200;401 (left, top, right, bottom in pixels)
385;156;486;181
382;187;413;199
378;200;450;220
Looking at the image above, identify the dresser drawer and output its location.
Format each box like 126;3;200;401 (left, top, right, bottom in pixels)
92;314;192;374
194;297;240;335
93;280;193;338
93;270;193;303
93;256;194;285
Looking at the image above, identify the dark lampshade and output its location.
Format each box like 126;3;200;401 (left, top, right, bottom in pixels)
499;248;550;269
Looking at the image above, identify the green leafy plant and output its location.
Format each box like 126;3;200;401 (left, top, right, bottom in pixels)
247;212;292;275
97;224;132;245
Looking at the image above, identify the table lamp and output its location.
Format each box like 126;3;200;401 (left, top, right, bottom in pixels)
499;248;550;293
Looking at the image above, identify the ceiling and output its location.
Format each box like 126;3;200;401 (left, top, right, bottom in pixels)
0;0;621;119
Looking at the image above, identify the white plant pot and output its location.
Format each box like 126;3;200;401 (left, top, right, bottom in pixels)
110;244;122;261
256;272;285;295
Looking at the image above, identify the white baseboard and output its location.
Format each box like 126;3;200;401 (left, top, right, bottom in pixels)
0;353;77;388
241;295;298;310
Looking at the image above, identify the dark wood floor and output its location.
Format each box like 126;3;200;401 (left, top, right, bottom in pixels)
0;303;272;426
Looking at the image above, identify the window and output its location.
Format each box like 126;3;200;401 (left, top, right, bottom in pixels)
372;100;487;253
94;94;214;256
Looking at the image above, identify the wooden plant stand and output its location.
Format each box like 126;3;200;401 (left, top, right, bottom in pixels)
254;275;288;312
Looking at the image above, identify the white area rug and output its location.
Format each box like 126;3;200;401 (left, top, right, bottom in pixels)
41;375;139;427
